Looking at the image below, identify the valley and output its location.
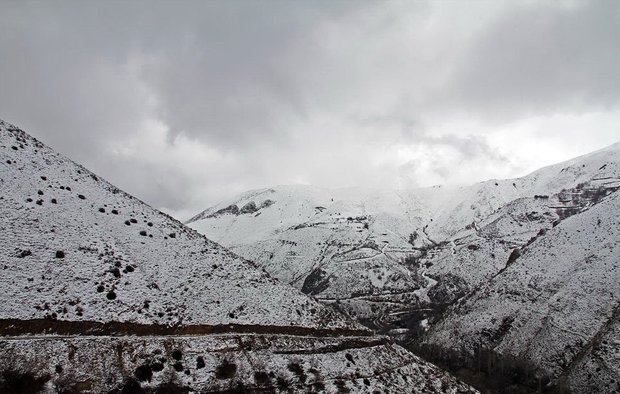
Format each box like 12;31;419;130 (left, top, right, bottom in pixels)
188;143;620;393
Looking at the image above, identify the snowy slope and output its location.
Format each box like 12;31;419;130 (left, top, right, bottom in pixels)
423;141;620;241
188;185;429;329
0;119;477;393
421;188;620;393
187;140;620;393
0;121;352;330
187;142;620;333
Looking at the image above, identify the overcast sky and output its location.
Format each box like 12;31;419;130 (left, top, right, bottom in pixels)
1;0;619;219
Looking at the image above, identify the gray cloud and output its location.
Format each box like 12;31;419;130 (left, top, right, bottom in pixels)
0;0;618;218
447;0;620;120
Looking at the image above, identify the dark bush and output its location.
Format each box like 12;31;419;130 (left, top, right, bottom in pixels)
196;357;205;369
402;254;418;267
134;365;153;382
113;378;143;394
111;268;121;278
240;201;258;214
78;194;85;200
208;204;240;217
171;350;182;361
254;371;270;385
139;230;147;236
0;369;49;394
276;377;290;390
17;250;32;258
152;382;190;394
261;199;275;208
287;362;306;383
215;360;237;379
55;251;65;258
335;379;350;393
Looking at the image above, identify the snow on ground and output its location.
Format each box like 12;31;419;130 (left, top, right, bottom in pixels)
422;188;620;390
0;119;479;393
0;120;355;330
187;136;620;393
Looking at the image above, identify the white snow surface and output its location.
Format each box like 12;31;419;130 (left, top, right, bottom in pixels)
424;189;620;386
0;120;359;330
0;119;482;393
187;141;620;316
187;137;620;392
189;140;620;248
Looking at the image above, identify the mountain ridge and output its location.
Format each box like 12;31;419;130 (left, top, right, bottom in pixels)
187;139;620;393
0;119;477;393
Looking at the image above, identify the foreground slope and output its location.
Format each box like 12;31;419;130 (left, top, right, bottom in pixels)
0;120;476;393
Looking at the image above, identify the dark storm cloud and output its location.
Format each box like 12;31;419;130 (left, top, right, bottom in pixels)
0;0;618;216
448;0;620;120
0;1;359;151
138;1;359;148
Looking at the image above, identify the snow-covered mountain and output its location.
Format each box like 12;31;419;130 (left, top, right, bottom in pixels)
0;119;476;393
420;188;620;393
188;141;620;393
